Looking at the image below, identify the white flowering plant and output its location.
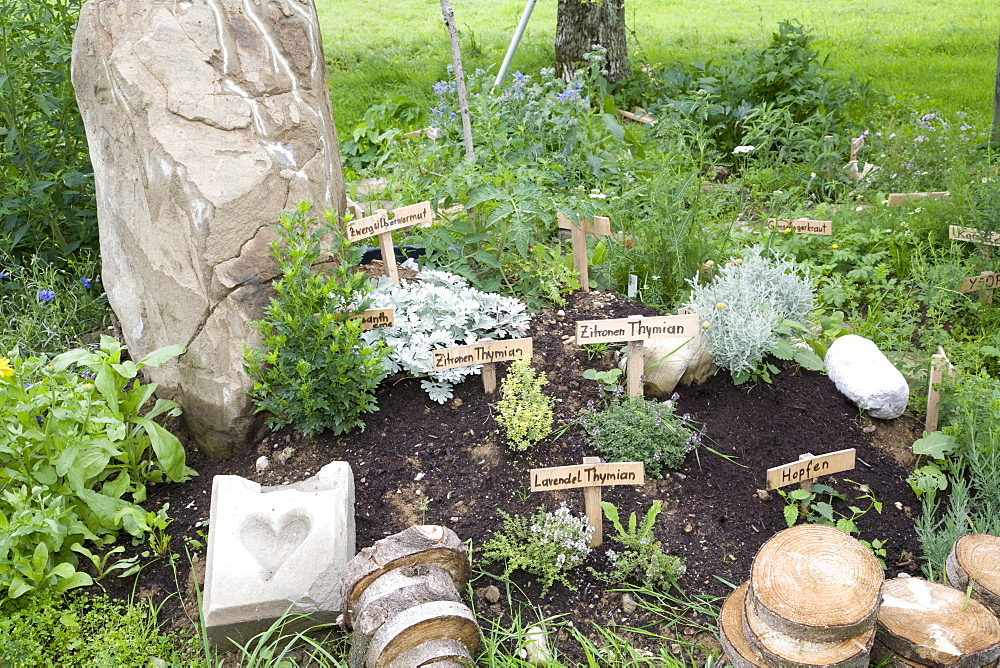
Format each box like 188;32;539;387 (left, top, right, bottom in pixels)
360;269;530;403
481;503;593;594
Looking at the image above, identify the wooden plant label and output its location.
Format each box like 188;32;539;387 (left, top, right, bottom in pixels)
344;201;433;286
431;337;533;394
767;218;833;236
576;314;700;397
765;449;856;490
616;107;656;125
887;191;949;206
575;314;699;345
956;271;999;305
557;212;612;292
925;346;956;434
950;225;1000;247
353;308;395;330
529;457;645;547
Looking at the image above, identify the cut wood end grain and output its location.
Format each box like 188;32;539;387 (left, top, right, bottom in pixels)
946;533;1000;616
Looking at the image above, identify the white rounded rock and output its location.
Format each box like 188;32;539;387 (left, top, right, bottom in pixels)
825;334;908;419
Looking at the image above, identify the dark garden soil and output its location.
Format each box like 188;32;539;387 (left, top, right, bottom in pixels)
106;289;924;662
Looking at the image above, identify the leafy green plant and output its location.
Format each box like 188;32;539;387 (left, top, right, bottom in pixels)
495;358;554;451
776;481;885;565
599;500;685;590
582;367;623;394
0;338;191;601
687;246;815;384
482;504;593;595
361;268;530;403
581;396;701;478
0;0;97;260
245;202;391;436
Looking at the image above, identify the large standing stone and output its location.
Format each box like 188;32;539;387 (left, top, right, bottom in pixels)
72;0;346;458
825;334;909;419
203;461;356;647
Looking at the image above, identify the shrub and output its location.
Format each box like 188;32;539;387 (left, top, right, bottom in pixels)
361;269;530;403
686;246;815;383
481;504;593;595
0;338;191;601
582;396;700;478
245;203;390;436
495;358;554;451
0;0;97;260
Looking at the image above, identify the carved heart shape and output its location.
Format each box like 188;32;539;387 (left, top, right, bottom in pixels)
239;510;312;581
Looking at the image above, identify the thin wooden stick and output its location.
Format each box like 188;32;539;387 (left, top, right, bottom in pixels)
378;232;399;285
626;339;644;397
582;456;602;547
440;0;474;159
481;362;496;394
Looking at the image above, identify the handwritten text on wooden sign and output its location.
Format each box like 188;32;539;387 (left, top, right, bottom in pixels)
556;212;612;236
766;449;856;490
530;462;645;491
950;225;1000;247
344;201;433;241
432;338;533;371
767;218;833;235
575;314;699;345
957;272;1000;293
352;308;394;330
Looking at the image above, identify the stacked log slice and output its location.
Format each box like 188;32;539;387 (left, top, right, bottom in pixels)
342;526;479;668
946;534;1000;615
871;640;999;667
748;525;883;642
727;524;882;667
878;576;1000;667
719;582;765;667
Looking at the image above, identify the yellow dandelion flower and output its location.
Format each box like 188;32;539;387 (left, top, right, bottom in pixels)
0;357;12;378
831;243;839;249
716;302;725;309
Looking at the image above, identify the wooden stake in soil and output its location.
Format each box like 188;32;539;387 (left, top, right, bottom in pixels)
439;0;474;159
946;533;1000;616
878;576;1000;667
529;458;645;547
431;337;532;394
574;313;700;397
925;345;956;434
557;212;612;292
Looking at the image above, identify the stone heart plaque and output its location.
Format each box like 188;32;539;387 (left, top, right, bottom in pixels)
239;510;312;581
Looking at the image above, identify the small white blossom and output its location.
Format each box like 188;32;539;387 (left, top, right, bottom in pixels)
732;145;755;154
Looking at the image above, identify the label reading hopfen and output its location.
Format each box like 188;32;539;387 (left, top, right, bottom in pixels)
766;449;856;490
767;218;833;235
432;337;533;371
575;314;699;345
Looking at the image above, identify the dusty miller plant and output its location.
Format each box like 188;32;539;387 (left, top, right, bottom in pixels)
481;503;593;595
495;358;554;451
686;246;819;384
361;269;530;403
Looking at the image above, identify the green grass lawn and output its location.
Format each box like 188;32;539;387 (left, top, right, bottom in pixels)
316;0;1000;131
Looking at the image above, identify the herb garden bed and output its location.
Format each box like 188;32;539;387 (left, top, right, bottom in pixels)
120;288;923;660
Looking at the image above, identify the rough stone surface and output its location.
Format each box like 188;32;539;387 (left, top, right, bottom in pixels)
203;461;356;647
619;336;716;398
72;0;346;458
825;334;909;419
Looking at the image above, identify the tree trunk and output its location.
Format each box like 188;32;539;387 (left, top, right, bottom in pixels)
878;576;1000;667
555;0;629;83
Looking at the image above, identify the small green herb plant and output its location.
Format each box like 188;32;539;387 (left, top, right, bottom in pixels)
481;504;593;595
245;202;391;436
599;500;686;590
582;396;701;478
0;338;192;601
495;358;554;451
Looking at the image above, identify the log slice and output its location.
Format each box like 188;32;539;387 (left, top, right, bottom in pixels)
749;524;883;642
946;533;1000;615
384;638;473;668
718;582;765;667
743;591;875;668
365;600;480;668
878;576;1000;667
341;525;469;627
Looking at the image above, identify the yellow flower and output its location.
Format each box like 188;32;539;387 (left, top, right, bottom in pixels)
704;260;715;267
702;322;711;329
716;302;725;309
831;243;839;249
0;357;12;378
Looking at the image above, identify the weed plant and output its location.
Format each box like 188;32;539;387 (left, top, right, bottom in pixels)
600;501;686;591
